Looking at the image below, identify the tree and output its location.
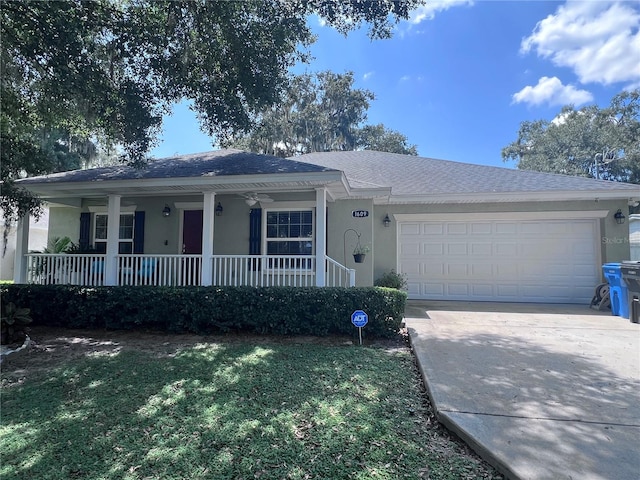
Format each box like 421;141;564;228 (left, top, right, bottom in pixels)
356;124;418;155
224;71;418;156
502;90;640;184
1;0;423;227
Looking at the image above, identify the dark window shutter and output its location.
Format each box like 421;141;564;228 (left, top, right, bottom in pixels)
79;212;91;249
133;211;145;254
249;208;262;255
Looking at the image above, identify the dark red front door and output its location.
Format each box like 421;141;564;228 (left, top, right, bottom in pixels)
182;210;203;285
182;210;203;254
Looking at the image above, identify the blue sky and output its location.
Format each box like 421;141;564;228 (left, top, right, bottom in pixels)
151;0;640;169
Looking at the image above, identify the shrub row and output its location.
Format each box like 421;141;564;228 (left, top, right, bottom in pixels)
1;285;407;338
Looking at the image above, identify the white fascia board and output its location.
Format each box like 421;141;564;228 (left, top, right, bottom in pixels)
395;210;610;222
88;205;137;213
44;198;83;208
21;170;347;197
386;190;640;204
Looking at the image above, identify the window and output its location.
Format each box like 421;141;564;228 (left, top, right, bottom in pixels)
94;214;134;254
265;210;313;269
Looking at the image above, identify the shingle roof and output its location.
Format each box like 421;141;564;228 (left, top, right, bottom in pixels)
18;149;336;185
296;151;640;196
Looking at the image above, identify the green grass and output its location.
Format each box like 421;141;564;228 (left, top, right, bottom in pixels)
1;340;498;479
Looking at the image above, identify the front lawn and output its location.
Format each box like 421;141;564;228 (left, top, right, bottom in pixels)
0;329;500;479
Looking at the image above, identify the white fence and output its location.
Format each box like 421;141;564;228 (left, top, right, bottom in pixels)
25;254;355;288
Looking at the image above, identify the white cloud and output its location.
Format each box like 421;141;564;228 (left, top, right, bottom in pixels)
521;1;640;86
363;71;374;81
512;76;593;107
408;0;474;24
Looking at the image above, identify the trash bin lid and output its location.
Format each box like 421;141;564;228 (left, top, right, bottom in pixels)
621;262;640;278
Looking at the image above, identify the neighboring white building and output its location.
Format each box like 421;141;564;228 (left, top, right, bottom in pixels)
630;214;640;261
1;209;49;280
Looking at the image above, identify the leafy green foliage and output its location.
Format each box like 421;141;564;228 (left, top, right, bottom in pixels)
375;270;408;290
1;285;407;338
1;0;422;228
0;302;32;345
39;236;73;254
502;89;640;184
224;71;418;156
0;341;498;479
356;124;418;155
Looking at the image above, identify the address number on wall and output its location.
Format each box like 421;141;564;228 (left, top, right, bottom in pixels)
352;210;369;218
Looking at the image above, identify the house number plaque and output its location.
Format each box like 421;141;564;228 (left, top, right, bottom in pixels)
352;210;369;218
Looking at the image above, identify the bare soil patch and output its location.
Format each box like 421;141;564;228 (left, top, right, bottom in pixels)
1;326;408;387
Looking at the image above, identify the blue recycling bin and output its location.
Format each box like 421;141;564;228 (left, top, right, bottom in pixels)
602;263;630;318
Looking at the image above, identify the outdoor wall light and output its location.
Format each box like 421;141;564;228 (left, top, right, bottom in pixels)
383;214;391;227
215;202;224;216
614;209;626;225
162;204;171;217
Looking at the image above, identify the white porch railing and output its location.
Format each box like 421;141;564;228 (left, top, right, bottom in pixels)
26;254;107;286
24;254;355;287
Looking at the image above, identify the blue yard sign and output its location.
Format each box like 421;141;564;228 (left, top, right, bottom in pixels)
351;310;368;345
351;310;368;328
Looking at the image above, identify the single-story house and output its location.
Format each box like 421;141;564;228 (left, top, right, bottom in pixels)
11;149;640;304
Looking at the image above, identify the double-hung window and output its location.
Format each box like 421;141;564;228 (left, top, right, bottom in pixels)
265;210;313;269
94;214;135;254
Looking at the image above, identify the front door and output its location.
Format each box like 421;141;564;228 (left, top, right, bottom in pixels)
182;210;203;285
182;210;203;254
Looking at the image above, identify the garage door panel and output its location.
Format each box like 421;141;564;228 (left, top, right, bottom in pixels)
471;284;494;296
422;282;445;296
471;243;492;255
400;223;421;235
400;242;421;256
447;264;468;276
447;284;470;296
496;223;518;234
496;243;518;256
399;218;599;304
423;224;443;235
470;263;493;277
400;262;421;275
447;224;468;235
471;223;492;234
448;243;468;255
423;243;444;255
572;241;596;255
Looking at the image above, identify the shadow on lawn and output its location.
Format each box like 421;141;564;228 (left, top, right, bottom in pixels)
412;331;640;479
1;339;493;480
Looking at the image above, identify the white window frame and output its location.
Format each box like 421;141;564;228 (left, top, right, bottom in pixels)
93;213;135;254
262;208;315;271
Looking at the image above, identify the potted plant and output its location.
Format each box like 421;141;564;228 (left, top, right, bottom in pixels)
353;244;370;263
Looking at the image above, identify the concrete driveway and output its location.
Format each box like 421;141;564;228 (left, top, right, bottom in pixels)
404;301;640;480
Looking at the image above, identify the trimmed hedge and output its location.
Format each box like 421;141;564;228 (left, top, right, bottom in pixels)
1;285;406;338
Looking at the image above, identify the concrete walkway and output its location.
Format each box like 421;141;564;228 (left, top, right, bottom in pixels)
404;301;640;480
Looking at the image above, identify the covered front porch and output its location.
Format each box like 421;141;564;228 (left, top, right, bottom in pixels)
12;151;359;289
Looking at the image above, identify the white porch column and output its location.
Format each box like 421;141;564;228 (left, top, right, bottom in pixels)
13;215;30;284
201;191;215;286
315;187;327;287
105;195;121;285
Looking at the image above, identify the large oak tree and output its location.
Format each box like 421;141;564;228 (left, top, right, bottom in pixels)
224;71;418;157
502;90;640;184
1;0;423;225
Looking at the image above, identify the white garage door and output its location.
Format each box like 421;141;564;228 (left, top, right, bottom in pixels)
398;217;600;303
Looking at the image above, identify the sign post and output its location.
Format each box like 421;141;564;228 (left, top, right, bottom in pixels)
351;309;368;345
